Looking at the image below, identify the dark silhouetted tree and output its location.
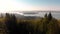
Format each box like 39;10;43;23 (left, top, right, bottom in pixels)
5;13;18;34
47;12;52;21
44;13;47;18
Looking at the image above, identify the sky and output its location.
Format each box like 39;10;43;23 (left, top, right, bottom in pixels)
0;0;60;13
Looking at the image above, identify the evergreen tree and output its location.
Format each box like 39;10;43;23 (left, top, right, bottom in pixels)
44;13;47;18
47;12;52;21
5;13;18;34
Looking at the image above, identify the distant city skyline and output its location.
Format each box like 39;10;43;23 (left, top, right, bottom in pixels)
0;0;60;12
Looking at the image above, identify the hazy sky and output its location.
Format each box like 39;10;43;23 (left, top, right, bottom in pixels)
0;0;60;12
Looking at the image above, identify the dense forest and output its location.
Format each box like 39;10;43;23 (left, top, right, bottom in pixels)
0;12;60;34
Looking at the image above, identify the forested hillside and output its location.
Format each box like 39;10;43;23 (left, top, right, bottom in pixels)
0;12;60;34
